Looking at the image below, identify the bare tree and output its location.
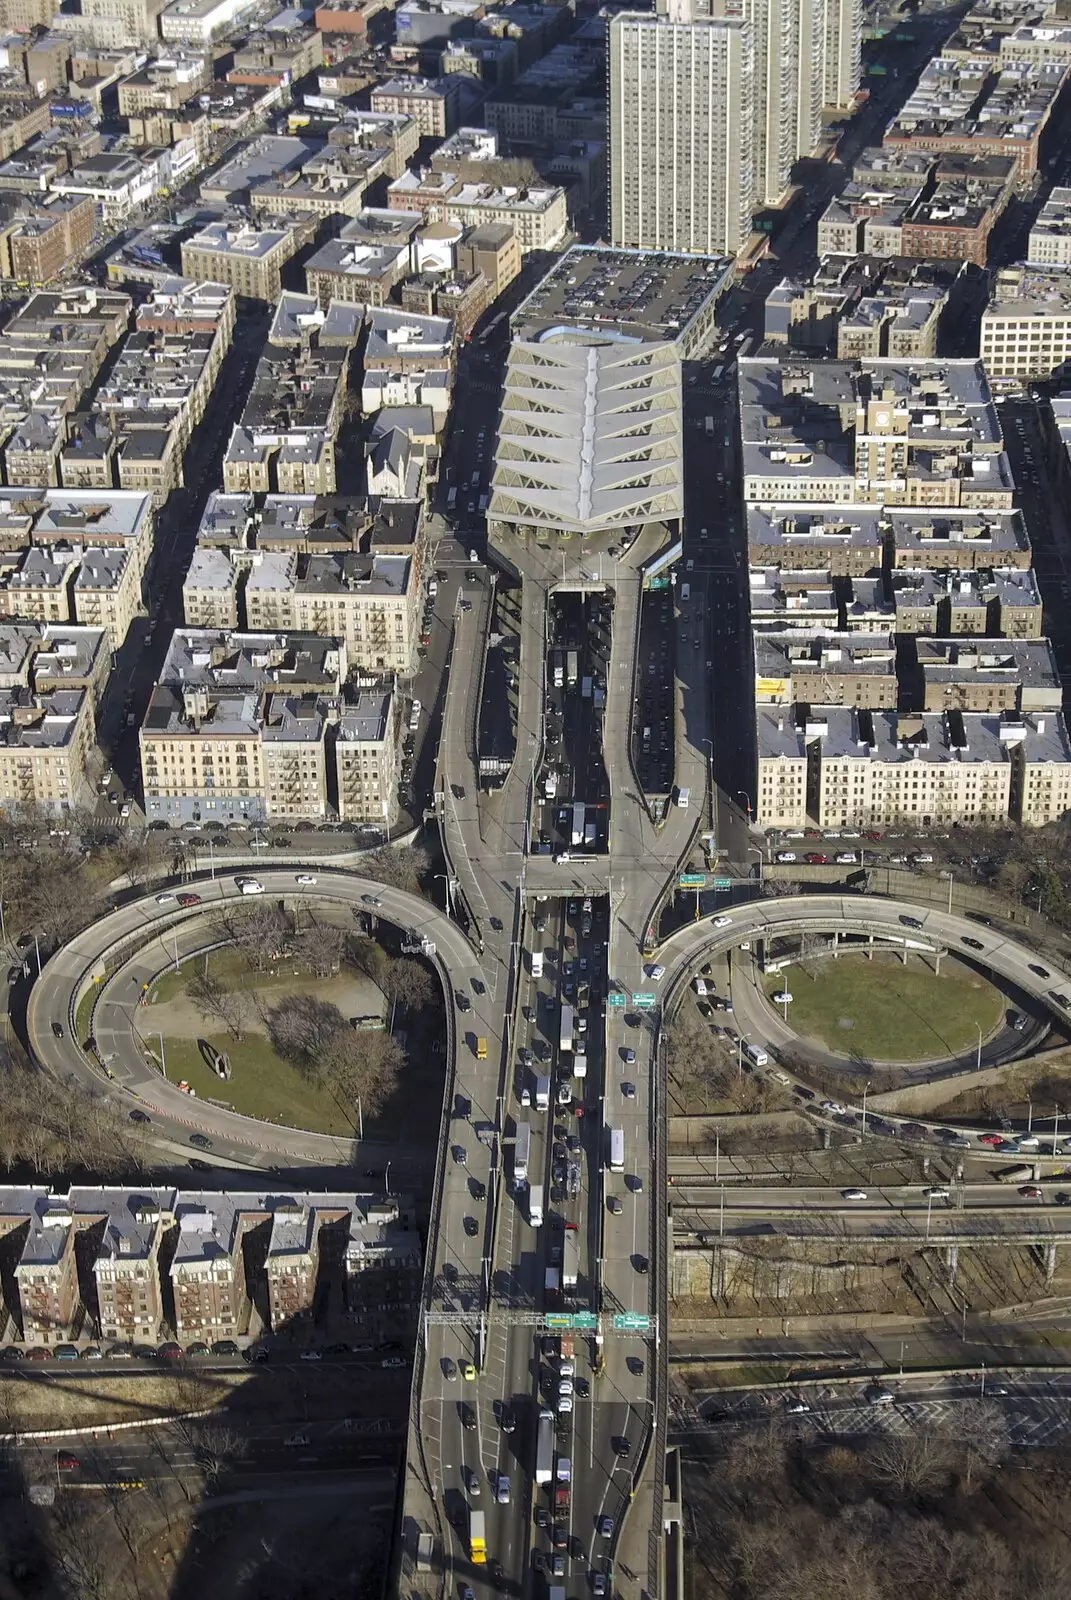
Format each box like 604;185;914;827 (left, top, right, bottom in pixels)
294;918;344;979
379;955;440;1016
187;971;248;1040
221;901;291;971
939;1397;1010;1489
865;1430;952;1499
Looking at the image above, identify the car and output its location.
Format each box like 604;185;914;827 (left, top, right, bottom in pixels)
300;1349;323;1363
186;1342;211;1357
924;1187;950;1201
552;1524;569;1550
1018;1135;1041;1152
842;1189;868;1201
775;852;798;863
496;1475;511;1505
128;1108;150;1123
771;991;793;1005
460;1359;477;1381
634;1255;649;1274
155;893;176;905
607;1196;622;1215
177;893;201;907
713;916;732;928
79;1345;103;1361
158;1342;183;1361
56;1453;79;1470
1029;963;1051;978
295;874;317;886
613;1436;631;1457
865;1386;896;1405
361;894;382;907
621;1081;636;1100
500;1403;516;1434
1019;1185;1044;1199
1055;1192;1071;1206
900;915;923;929
452;1145;467;1165
785;1398;810;1414
25;1347;52;1362
189;1133;213;1150
593;1576;609;1597
961;936;984;951
804;852;830;865
598;1515;614;1538
382;1355;407;1369
463;1215;478;1237
51;1022;63;1038
0;1347;22;1364
978;1132;1004;1147
460;1587;475;1600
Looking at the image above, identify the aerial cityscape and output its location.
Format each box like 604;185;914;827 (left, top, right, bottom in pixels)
3;0;1071;1594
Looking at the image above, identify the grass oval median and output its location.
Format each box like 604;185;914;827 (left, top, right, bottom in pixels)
763;955;1007;1065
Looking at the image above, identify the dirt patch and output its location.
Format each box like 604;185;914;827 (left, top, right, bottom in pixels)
0;1369;253;1434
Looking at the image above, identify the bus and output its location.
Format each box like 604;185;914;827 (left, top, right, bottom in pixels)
705;416;715;437
566;650;579;686
536;1409;554;1484
609;1128;624;1172
447;486;458;510
559;1004;574;1053
514;1121;531;1185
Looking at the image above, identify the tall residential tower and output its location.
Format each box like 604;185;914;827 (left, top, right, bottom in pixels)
609;0;862;256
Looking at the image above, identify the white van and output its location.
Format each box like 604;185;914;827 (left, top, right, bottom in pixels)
745;1042;769;1067
531;951;544;978
676;787;690;809
238;879;264;896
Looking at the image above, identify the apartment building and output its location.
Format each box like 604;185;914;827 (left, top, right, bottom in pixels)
608;9;755;256
981;264;1071;381
884;56;1067;177
1027;184;1071;265
139;629;345;826
304;208;423;308
181;220;301;302
0;1186;417;1349
746;505;882;577
183;547;240;628
0;193;95;287
837;287;945;360
222;317;353;495
361;305;454;427
117;52;208;115
755;630;898;709
739;357;1014;509
170;1199;249;1345
245;551;420;675
335;688;397;827
12;1198;81;1347
914;637;1062;714
370;76;460;139
51;151;164;225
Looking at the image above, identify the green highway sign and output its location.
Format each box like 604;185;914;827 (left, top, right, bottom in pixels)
613;1313;652;1332
713;877;732;890
546;1312;597;1330
645;575;670;590
632;992;656;1008
679;873;706;888
573;1312;597;1329
607;991;626;1007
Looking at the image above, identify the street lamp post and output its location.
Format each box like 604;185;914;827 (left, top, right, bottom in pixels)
1053;1106;1062;1158
975;1022;983;1075
356;1094;363;1140
384;1161;391;1196
747;845;763;883
861;1080;871;1138
1027;1096;1033;1134
736;789;753;823
736;1032;750;1077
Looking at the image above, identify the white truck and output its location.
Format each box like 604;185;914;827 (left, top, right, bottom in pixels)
514;1121;531;1185
572;1052;587;1080
529;1184;544;1227
531;950;544;978
535;1075;551;1111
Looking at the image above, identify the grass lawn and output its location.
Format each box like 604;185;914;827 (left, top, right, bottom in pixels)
149;945;285;1004
154;1033;357;1137
767;956;1005;1063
